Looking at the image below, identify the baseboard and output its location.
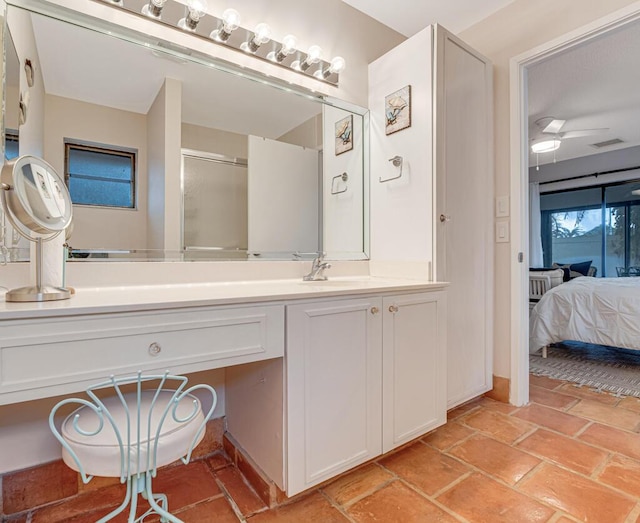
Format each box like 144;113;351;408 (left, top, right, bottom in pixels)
483;375;510;403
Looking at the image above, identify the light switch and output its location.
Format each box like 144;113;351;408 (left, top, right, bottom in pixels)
496;196;509;218
496;220;510;243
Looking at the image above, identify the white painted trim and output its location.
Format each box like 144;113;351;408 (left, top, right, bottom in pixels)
509;1;640;407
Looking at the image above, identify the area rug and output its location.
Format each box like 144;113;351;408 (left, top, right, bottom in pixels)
529;341;640;397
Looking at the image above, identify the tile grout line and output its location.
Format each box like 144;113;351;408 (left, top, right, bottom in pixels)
394;477;471;523
317;486;359;523
213;477;247;523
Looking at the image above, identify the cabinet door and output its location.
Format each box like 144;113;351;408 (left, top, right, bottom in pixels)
382;292;446;453
286;297;382;495
434;26;493;408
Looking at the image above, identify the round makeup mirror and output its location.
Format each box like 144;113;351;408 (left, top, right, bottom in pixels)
1;155;73;301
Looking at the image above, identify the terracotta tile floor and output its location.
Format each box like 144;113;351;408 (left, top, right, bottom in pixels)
6;375;640;523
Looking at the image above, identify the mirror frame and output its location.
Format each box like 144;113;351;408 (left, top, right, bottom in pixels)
2;0;370;261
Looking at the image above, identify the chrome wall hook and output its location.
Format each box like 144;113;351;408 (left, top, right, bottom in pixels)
380;155;403;183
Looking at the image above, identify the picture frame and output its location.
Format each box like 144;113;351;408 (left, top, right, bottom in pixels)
335;114;353;155
385;85;411;135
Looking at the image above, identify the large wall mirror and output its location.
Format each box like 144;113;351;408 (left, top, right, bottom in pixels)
2;0;369;262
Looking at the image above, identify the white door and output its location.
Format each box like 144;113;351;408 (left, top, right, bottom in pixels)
247;136;319;255
286;297;382;495
434;27;494;408
382;292;447;452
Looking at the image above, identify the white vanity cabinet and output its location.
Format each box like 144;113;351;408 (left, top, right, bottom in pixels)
284;289;446;495
0;303;285;405
286;296;383;494
382;292;446;453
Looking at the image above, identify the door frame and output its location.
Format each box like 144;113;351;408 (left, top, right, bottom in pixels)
509;2;640;406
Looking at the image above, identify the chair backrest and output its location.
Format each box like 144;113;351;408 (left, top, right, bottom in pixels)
49;371;217;483
529;273;551;301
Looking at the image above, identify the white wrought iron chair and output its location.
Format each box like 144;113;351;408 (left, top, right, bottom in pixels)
49;371;217;523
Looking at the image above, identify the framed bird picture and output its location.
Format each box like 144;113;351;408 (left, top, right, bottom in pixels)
335;114;353;155
385;85;411;135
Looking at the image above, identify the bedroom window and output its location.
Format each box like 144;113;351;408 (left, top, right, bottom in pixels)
64;141;136;209
541;181;640;277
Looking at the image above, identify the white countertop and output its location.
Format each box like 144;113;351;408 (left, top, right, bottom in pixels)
0;277;447;320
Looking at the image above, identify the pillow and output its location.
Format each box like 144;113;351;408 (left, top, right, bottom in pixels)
570;260;593;277
552;261;593;281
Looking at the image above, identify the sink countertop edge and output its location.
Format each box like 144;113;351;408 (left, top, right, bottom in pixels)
0;278;449;320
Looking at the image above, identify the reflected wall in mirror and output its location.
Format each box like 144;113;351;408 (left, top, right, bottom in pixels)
3;1;368;261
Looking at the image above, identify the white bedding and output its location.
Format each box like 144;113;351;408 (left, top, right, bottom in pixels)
530;277;640;353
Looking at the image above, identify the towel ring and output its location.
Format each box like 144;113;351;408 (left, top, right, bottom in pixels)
331;172;348;195
380;156;403;183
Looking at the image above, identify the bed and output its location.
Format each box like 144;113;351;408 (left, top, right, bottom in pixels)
530;277;640;354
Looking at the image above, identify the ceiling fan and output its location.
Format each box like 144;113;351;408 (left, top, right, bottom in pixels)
530;116;609;153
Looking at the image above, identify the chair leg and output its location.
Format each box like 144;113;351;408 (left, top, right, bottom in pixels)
542;345;548;359
96;477;133;523
143;472;183;523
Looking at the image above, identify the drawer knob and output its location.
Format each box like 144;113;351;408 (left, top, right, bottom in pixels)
148;342;162;356
371;307;379;314
389;305;399;313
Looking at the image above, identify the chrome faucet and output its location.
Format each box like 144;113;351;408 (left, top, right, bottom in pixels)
303;252;331;281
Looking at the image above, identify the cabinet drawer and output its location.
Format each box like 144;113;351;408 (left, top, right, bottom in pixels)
0;304;284;404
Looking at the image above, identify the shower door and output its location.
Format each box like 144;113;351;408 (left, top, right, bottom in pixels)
182;151;248;256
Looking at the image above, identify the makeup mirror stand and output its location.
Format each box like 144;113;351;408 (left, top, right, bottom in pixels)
1;156;73;302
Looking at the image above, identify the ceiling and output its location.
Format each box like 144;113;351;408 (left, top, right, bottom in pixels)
528;19;640;166
341;0;517;37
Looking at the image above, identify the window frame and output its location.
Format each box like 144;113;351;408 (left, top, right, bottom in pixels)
64;140;137;210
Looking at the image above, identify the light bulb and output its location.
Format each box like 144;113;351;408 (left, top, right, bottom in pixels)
254;23;272;45
329;56;346;74
531;139;561;153
179;0;208;31
268;34;298;63
211;8;241;41
222;8;241;31
297;45;322;71
306;45;322;63
141;0;167;18
187;0;208;19
242;22;272;53
281;34;298;54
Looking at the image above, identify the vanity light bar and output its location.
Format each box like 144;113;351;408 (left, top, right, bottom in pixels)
98;0;344;86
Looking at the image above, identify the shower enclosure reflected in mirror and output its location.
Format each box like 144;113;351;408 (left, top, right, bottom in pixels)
2;0;368;262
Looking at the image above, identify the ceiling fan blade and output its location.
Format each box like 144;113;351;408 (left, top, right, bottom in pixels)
542;119;566;134
561;128;609;139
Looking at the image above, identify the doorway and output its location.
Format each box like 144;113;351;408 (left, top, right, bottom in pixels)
510;5;640;405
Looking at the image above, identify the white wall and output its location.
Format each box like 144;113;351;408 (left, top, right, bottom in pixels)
278;114;322;150
44;95;148;250
6;7;45;262
458;0;640;379
323;105;364;257
182;123;248;159
369;27;433;263
147;79;182;252
5;85;19;130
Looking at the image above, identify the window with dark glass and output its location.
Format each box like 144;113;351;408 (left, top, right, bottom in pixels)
64;142;136;209
5;130;19;160
540;180;640;277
